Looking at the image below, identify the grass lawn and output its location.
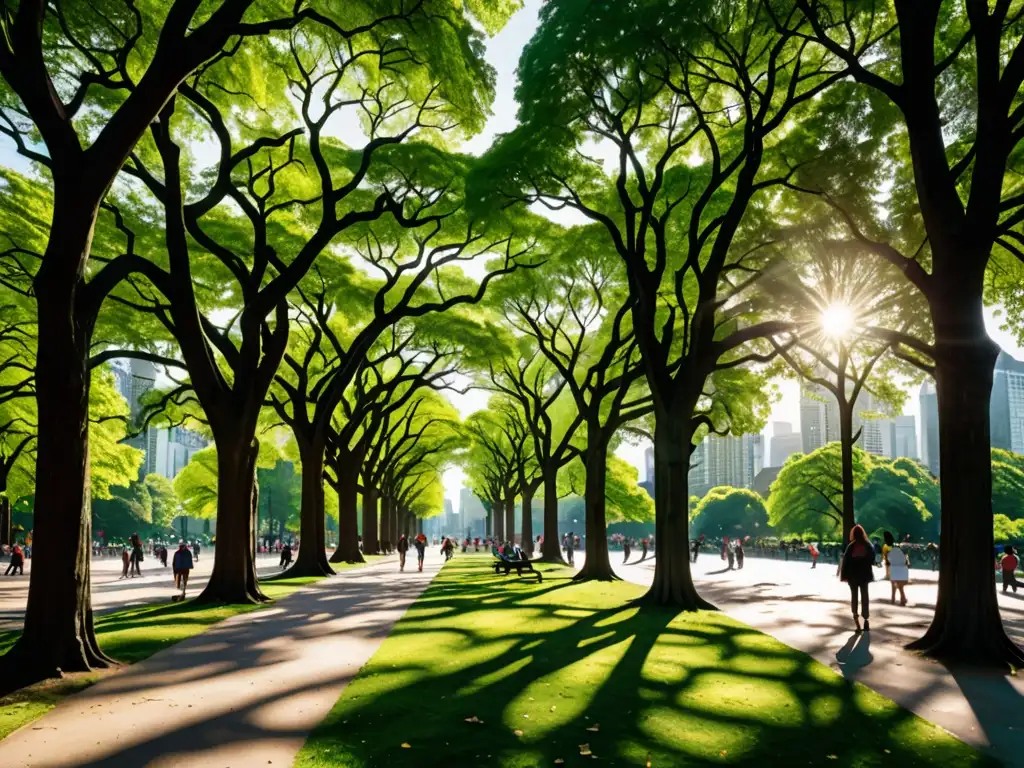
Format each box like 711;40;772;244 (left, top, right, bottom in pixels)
0;555;388;740
296;556;988;767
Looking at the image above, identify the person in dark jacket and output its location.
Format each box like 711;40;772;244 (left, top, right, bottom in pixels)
397;534;409;571
840;524;875;632
5;544;24;575
172;541;194;600
280;542;293;569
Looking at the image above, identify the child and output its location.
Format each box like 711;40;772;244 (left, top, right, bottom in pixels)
1000;545;1020;593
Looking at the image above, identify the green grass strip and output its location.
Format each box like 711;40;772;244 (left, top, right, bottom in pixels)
296;556;991;767
0;555;386;740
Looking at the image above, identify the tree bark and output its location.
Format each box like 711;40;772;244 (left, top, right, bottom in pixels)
504;493;515;545
278;439;334;578
575;435;618;581
492;503;504;542
642;405;714;608
2;267;112;688
0;491;10;548
521;484;535;556
906;308;1024;666
537;467;564;563
838;401;856;543
380;495;392;554
362;486;380;555
389;499;398;549
196;437;267;603
330;460;364;563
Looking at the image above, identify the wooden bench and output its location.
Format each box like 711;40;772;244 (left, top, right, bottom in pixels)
492;546;542;581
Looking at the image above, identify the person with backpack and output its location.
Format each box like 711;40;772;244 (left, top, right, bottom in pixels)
414;533;427;572
840;524;875;632
397;534;409;572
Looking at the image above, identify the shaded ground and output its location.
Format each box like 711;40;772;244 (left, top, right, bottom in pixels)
608;552;1024;766
296;557;986;767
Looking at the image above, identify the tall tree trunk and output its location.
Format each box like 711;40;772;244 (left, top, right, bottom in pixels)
279;439;334;578
492;503;504;542
643;404;714;608
838;402;856;543
2;269;111;688
330;461;363;563
538;468;564;563
390;500;398;549
521;484;535;556
0;490;10;548
907;307;1024;666
362;486;380;555
197;436;267;603
380;495;392;554
576;435;617;581
504;493;515;545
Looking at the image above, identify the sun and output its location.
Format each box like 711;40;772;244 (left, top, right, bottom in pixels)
820;303;855;339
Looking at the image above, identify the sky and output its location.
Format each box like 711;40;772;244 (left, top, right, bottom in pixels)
438;0;1024;505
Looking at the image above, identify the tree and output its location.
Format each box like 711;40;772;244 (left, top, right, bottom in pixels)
144;474;179;533
691;487;770;539
789;0;1024;666
476;0;837;604
992;449;1024;520
464;404;525;544
255;461;301;546
0;0;323;684
489;230;652;579
854;458;940;543
767;444;869;537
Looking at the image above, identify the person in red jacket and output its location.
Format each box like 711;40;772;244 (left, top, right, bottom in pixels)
1000;545;1020;593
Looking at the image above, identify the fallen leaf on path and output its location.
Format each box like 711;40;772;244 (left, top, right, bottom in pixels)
580;744;593;756
554;760;564;765
719;750;727;757
514;729;524;737
550;705;556;711
464;716;484;724
646;753;652;767
586;723;600;732
401;743;412;749
826;755;838;760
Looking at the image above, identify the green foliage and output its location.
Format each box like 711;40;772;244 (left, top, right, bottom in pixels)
603;456;654;523
993;515;1024;544
172;446;219;520
257;460;302;536
993;449;1024;521
766;444;868;537
691;486;770;538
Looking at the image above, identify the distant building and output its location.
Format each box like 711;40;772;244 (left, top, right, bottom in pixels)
458;487;489;537
689;433;763;499
920;381;940;475
752;466;781;498
769;421;802;467
640;446;655;498
991;350;1024;454
893;415;918;460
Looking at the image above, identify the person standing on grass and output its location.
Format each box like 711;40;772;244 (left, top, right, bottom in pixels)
397;534;409;572
172;541;194;600
1000;545;1020;593
840;524;875;633
414;533;427;572
886;539;910;605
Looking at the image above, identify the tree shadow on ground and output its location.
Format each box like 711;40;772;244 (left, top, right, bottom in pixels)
294;558;993;767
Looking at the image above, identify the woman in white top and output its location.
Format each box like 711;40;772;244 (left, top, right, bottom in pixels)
887;544;910;605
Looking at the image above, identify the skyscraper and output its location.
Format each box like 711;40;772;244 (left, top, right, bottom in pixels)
769;421;803;467
688;433;763;498
920;381;940;475
991;350;1024;454
893;415;918;460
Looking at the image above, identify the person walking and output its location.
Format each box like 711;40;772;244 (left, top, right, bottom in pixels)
120;543;130;579
735;538;745;570
840;524;875;632
397;534;409;572
1000;545;1020;593
414;533;427;572
442;537;455;561
172;541;194;601
280;541;293;569
564;532;575;566
4;543;24;576
640;538;648;561
882;531;895;581
192;540;201;562
809;541;819;569
623;538;632;564
886;539;910;605
722;536;734;570
691;534;704;564
129;532;143;577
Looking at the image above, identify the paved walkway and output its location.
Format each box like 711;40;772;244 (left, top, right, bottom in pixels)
0;552;298;632
0;553;439;767
607;554;1024;767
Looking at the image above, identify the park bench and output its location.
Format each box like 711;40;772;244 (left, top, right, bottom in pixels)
492;546;542;581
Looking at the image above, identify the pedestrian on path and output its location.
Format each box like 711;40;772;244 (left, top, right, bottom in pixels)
172;541;194;601
280;542;293;569
442;537;455;561
4;544;24;575
735;538;745;569
192;540;201;561
809;541;819;569
120;544;130;579
1000;545;1020;593
397;534;408;572
722;536;734;570
563;532;575;566
129;532;143;577
691;535;704;564
414;533;427;572
882;531;895;581
886;540;910;605
840;524;875;633
640;538;648;561
624;538;632;563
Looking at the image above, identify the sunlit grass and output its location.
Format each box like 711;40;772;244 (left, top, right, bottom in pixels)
296;558;988;767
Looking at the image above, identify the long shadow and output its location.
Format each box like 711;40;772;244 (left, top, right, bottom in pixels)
289;558;995;767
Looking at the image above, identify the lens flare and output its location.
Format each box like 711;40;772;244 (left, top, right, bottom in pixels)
820;303;855;339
